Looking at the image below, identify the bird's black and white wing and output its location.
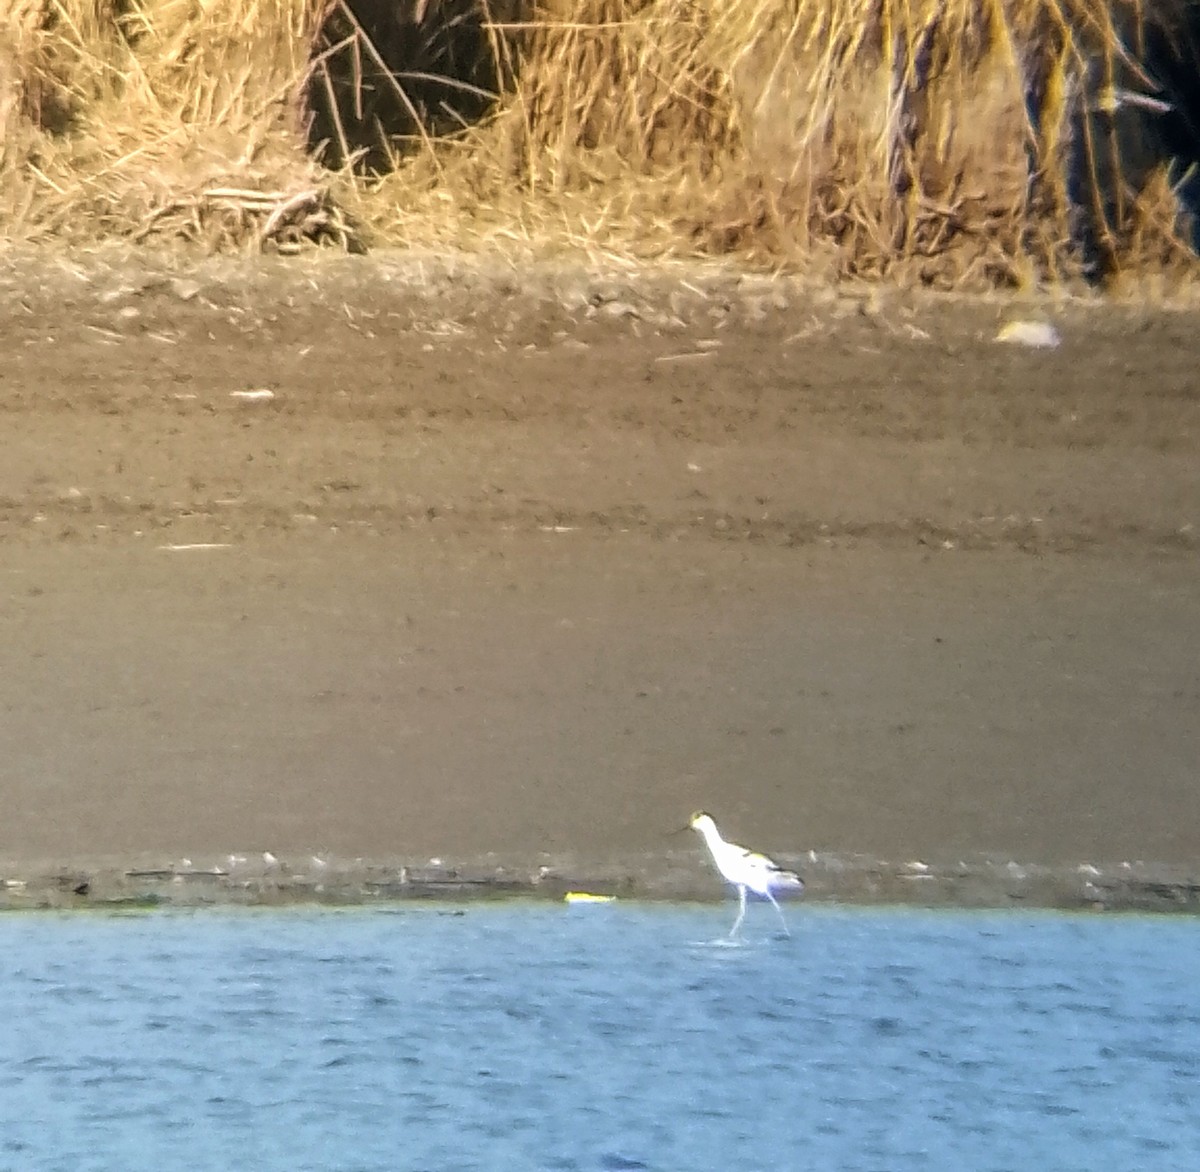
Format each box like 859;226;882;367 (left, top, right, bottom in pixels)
755;851;804;891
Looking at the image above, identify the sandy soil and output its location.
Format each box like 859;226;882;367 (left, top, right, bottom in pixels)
1;248;1198;911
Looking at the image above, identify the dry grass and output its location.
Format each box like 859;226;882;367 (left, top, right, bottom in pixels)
1;0;337;248
1;0;1197;287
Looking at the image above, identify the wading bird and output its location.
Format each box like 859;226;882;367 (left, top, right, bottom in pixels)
687;811;804;938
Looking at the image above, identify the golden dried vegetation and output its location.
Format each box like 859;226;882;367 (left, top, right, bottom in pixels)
1;0;1196;287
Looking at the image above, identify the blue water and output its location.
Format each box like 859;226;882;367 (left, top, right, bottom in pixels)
1;902;1198;1171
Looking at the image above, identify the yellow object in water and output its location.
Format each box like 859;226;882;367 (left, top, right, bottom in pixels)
563;891;616;904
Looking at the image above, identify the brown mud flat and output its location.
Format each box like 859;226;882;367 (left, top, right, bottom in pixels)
3;852;1200;917
1;249;1198;914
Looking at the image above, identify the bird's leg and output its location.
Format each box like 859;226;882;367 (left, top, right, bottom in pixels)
729;886;747;938
766;890;790;937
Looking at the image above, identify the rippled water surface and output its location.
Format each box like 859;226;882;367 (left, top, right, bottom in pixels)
2;903;1199;1171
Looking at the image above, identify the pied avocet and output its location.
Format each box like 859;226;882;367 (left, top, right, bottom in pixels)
687;811;804;937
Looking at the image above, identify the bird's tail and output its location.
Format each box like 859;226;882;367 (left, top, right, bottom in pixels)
775;869;804;892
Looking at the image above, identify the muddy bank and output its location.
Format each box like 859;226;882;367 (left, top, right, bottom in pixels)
3;851;1200;916
1;249;1198;913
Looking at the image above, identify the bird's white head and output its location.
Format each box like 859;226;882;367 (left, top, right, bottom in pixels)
689;811;717;835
